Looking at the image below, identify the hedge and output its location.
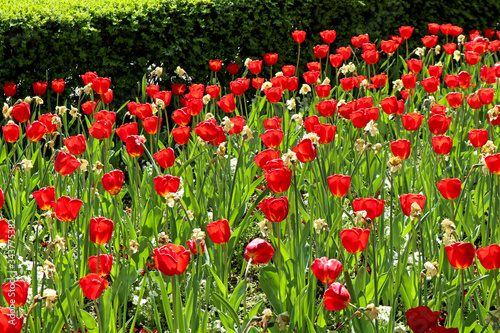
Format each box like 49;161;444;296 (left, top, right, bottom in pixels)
1;0;499;101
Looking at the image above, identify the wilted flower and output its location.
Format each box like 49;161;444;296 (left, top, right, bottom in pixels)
313;219;329;234
78;159;88;171
43;260;56;280
323;77;331;85
43;289;58;311
299;84;311;95
354;210;367;225
165;192;180;207
276;312;290;331
202;94;211;105
458;34;465;44
34;96;44;106
69;106;79;118
216;142;226;158
488;106;499;121
364;120;379;136
56;106;68;116
453;50;461;61
258;219;272;237
424;261;439;277
441;219;456;234
261;81;273;90
83;83;93;95
387;156;402;173
364;304;380;321
54;235;66;251
222;117;234;132
410;202;422;219
92;161;104;174
192;228;206;242
281;149;297;167
275;71;284;77
435;45;441;55
303;132;320;144
286;98;296;110
372;143;382;154
355;138;366;154
175;66;186;77
291;113;303;126
20;159;33;171
129;240;140;254
155;67;163;77
482;140;498;154
393;79;404;91
415;47;426;58
242;126;254;141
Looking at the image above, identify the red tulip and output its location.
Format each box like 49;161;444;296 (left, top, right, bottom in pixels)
52;79;65;94
79;273;109;300
252;77;265;89
323;282;350;311
205;85;220;99
264;166;292;194
114;123;137;143
171;108;191;126
292;30;306;44
431;104;447;115
338;100;357;119
327;175;351;197
89;217;113;245
361;50;379;64
154;148;175;169
172;126;190;145
125;135;145;158
216;93;236;114
2;122;20;143
244;238;274;264
0;219;16;243
340;77;355;91
11;102;30;123
340;227;370;253
320;30;336;44
154;244;190;276
103;89;114;103
407;59;423;73
207;219;231;244
303;71;321;85
428;65;443;78
467;93;483;109
329;54;343;68
131;103;153;120
32;81;47;96
81;72;97;85
227;116;245;135
485;154;500;174
446;92;463;108
89;254;113;277
464;51;481;65
209;59;222;72
260;129;284;148
468;129;488;148
154;175;180;197
380;40;398;54
445;242;476;269
37;113;59;134
367;74;387;89
81;101;97;115
26;121;46;142
352;197;385;221
270;76;287;90
478;88;494;105
254;149;281;170
102;170;124;195
194;119;219;143
89;120;113;140
32;187;55;210
54;151;81;176
350;107;379;128
428;114;452;135
247;60;263;75
52;196;83;222
421;77;440;93
186;99;203;116
311;257;342;285
146;84;160;97
313;45;329;58
428;23;440;34
421;35;438;48
405;306;440;333
153;91;172;106
401;74;417;89
315;100;337;117
380;96;399;115
259;197;288;222
313;124;335;144
263;117;282;130
93;77;111;95
230;79;249;96
351;34;369;48
431;135;453;155
443;43;457;54
264;87;283;103
399;26;414;39
315;84;330;98
187;238;205;255
336;47;351;60
292;138;317;163
390;139;411;160
0;307;24;333
3;82;16;96
402;113;424;131
263;53;278;66
304;115;320;133
476;244;500;270
142;117;161;135
2;281;29;307
171;83;186;96
399;194;426;216
436;178;462;200
282;65;296;77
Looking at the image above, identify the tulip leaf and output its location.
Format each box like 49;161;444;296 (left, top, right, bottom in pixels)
80;310;98;332
212;293;241;332
259;266;283;314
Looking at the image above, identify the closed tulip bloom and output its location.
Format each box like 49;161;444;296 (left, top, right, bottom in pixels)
125;135;145;158
437;178;462;200
444;74;458;89
0;219;16;243
154;244;190;276
145;84;160;97
260;129;284;148
131;103;153;120
32;81;47;96
229;80;246;96
154;175;181;197
264;166;292;193
171;83;186;96
38;113;59;134
93;77;111;95
445;242;476;269
351;34;369;48
270;76;287;90
26;121;46;142
244;238;274;264
361;50;379;64
303;71;321;85
81;72;97;85
313;45;329;58
467;93;483;109
205;85;220;99
406;59;423;73
293;138;317;163
329;54;343;67
172;126;190;145
405;306;440;333
89;217;113;244
457;71;472;89
228;116;245;135
485;154;500;174
194;119;219;143
81;101;97;115
432;136;453;155
340;228;370;253
89;254;113;277
11;102;30;123
443;43;457;54
154;148;175;169
320;30;336;44
428;65;443;78
313;124;335;144
2;122;20;143
352;197;385;221
367;73;387;89
153;91;172;106
186;99;203;116
259;197;288;222
428;114;452;135
304;115;320;133
477;244;500;270
292;30;306;43
421;35;438;48
52;79;65;94
380;40;398;54
464;51;481;65
92;111;115;125
263;117;282;130
282;65;296;77
428;23;440;34
187;238;205;255
207;219;231;244
253;78;265;89
52;196;83;222
0;307;24;333
254;149;281;169
114;123;137;142
32;186;55;210
468;129;488;148
247;60;263;75
102;170;124;195
103;89;114;104
350;107;379;128
307;61;321;72
401;74;417;89
142;117;161;135
421;77;440;93
380;96;399;115
89;120;113;140
209;59;222;72
402;113;424;131
391;139;411;160
263;53;278;66
171;108;191;126
431;104;447;115
340;77;355;91
338;100;357;119
399;26;414;39
216;94;236;113
311;257;342;285
399;194;426;216
323;282;351;311
446;92;463;108
264;87;283;103
315;84;331;98
79;273;109;300
2;281;29;307
225;63;239;75
3;82;17;96
478;88;494;105
54;151;81;176
315;100;337;117
327;175;351;197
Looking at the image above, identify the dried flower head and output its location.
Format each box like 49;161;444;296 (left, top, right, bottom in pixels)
364;304;380;321
313;218;330;234
202;94;211;105
158;234;170;247
303;132;320;144
242;126;254;142
216;142;226;158
453;50;461;62
424;261;439;277
129;240;140;254
372;143;382;154
79;159;88;172
262;81;273;90
482;140;498;154
355;138;366;154
92;161;104;174
393;79;404;91
410;202;422;219
43;289;58;311
299;84;311;95
291;113;303;126
83;83;93;95
364;120;379;136
165;192;180;207
281;149;297;167
387;156;402;173
258;219;272;237
286;98;296;110
222;117;234;132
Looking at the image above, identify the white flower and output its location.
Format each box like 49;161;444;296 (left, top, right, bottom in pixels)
258;219;272;237
222;117;234;132
274;71;284;77
291;113;303;126
261;81;273;90
453;50;461;62
43;289;58;311
20;159;33;171
244;58;252;67
155;67;163;77
202;94;211;105
364;120;379;136
242;126;254;142
175;66;186;77
299;84;311;95
286;98;296;110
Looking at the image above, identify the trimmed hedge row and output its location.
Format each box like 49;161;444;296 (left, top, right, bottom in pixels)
1;0;499;101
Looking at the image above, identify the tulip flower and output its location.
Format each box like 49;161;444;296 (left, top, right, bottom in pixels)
361;50;379;64
320;30;336;44
270;76;286;90
172;126;190;145
89;120;113;140
125;135;145;158
142;117;161;136
154;244;190;276
38;113;59;134
399;194;426;216
478;88;494;105
52;79;65;94
380;96;399;114
146;84;160;97
154;175;181;197
431;136;453;155
428;23;440;34
153;91;172;106
26;121;47;142
485;154;500;174
340;228;370;253
402;113;424;131
340;77;355;91
421;35;438;48
399;26;414;39
380;40;398;54
467;93;483;109
2;281;29;307
259;197;288;222
187;238;206;255
89;217;114;245
194;119;220;143
431;104;447;115
464;51;481;65
468;129;488;148
0;307;24;332
436;178;462;200
406;59;423;73
405;306;440;333
186;99;204;116
352;197;385;221
313;124;335;144
247;60;263;75
254;149;281;170
390;139;411;160
207;219;231;244
313;44;329;58
327;175;351;197
54;151;81;176
93;77;111;95
94;111;116;125
79;273;109;300
33;187;55;210
263;53;278;66
61;135;86;157
244;238;274;264
260;129;284;148
225;63;239;75
446;92;463;108
264;87;283;103
81;72;97;85
216;93;236;113
443;43;457;54
329;54;343;67
311;257;342;285
445;242;476;269
476;244;500;270
292;30;306;44
337;46;351;60
2;122;20;143
315;100;337;117
303;71;321;85
292;138;317;163
52;196;83;222
205;85;220;99
131;103;153;120
228;116;245;135
11;102;30;123
262;117;281;130
421;77;440;93
350;107;379;128
351;34;369;48
171;108;191;126
89;254;113;277
3;82;16;96
0;219;16;243
282;65;296;77
428;114;452;135
101;170;124;196
229;80;246;96
401;74;417;89
264;166;292;194
209;59;222;72
154;148;175;169
102;89;113;104
32;81;47;96
323;282;351;311
171;83;186;96
428;65;443;78
80;101;96;115
303;116;320;133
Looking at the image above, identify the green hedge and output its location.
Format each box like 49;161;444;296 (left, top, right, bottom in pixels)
1;0;499;101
